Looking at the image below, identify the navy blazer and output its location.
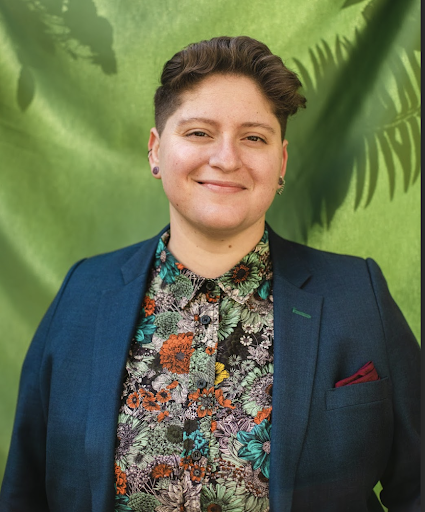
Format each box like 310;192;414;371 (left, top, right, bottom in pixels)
0;226;420;512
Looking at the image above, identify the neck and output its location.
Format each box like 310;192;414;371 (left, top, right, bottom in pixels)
167;216;266;279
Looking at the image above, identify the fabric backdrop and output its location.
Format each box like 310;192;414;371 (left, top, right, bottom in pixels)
0;0;420;504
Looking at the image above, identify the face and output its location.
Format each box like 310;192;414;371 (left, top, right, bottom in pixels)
149;74;288;239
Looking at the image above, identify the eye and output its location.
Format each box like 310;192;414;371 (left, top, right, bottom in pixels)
187;131;209;138
246;135;266;143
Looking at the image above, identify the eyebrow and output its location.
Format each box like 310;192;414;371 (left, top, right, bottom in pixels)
240;122;276;135
177;117;276;135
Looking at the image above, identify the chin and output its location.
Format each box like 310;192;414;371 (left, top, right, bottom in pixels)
192;214;261;237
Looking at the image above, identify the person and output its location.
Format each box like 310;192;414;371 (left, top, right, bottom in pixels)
0;36;420;512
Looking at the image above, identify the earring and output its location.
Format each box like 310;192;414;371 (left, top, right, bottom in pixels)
147;149;152;160
152;166;159;175
277;176;285;195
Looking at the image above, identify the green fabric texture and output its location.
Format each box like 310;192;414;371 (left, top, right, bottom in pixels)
0;0;420;504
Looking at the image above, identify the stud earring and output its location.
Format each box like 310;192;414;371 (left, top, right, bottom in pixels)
277;176;285;195
152;166;159;175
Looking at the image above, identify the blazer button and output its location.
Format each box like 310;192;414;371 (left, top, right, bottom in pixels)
200;315;211;325
205;280;215;291
192;449;202;461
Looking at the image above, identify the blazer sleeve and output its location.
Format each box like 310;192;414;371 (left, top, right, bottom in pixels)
0;260;86;512
366;259;420;512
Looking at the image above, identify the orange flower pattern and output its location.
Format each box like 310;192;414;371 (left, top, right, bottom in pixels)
156;388;172;403
142;391;160;411
188;387;235;418
126;391;140;409
151;463;173;478
190;464;206;482
159;333;194;374
254;407;272;424
115;229;274;511
114;463;127;495
142;296;155;316
157;410;169;422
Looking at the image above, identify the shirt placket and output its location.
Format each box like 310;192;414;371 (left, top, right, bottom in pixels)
183;279;220;492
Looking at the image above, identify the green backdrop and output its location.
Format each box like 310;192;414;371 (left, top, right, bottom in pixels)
0;0;420;503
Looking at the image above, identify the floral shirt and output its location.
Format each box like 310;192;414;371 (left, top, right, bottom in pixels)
114;229;274;512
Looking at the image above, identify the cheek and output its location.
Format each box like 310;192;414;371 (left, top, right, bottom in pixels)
253;165;280;189
162;151;201;180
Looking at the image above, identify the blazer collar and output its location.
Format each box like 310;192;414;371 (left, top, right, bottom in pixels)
268;223;312;289
121;223;312;288
121;225;169;285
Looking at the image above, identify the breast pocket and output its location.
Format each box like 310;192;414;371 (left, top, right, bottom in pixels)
325;377;391;410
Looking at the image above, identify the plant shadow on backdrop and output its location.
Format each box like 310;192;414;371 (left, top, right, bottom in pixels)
1;0;420;244
268;0;420;242
0;0;117;329
1;0;116;111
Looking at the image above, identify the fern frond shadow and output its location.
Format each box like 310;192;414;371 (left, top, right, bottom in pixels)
268;0;420;243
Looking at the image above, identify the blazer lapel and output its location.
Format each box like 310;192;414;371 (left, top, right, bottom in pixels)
85;232;162;510
268;229;323;511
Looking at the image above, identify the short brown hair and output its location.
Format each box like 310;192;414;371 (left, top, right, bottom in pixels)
154;36;306;138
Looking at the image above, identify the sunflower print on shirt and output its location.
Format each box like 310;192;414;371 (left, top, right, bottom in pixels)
114;229;274;512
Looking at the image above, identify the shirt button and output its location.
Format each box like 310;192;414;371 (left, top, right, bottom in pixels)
205;280;215;291
200;315;211;325
196;379;208;389
192;449;202;461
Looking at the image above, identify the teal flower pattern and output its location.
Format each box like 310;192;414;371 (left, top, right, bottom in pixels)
114;490;133;512
154;237;179;284
182;429;209;457
257;279;271;300
134;313;156;345
237;420;272;478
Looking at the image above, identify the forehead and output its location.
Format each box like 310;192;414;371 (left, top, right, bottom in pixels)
174;74;276;120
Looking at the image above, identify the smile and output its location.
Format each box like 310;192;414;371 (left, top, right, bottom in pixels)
196;180;246;193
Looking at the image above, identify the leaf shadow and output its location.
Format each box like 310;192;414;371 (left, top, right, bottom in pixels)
1;0;117;111
268;0;420;243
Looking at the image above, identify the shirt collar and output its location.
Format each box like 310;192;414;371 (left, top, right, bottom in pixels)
154;228;272;305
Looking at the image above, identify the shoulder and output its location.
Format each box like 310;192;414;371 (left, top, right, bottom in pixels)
58;228;166;294
268;225;377;289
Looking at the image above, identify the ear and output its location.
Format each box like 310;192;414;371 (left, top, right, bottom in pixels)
280;139;289;181
148;127;161;178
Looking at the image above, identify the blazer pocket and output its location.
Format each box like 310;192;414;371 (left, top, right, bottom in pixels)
326;377;390;410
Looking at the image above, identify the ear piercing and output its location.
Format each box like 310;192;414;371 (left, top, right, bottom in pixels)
148;151;159;176
277;176;285;195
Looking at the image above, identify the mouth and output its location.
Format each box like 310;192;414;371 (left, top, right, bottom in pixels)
196;180;246;193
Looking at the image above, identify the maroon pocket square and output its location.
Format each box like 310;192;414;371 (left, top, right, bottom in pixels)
335;361;380;388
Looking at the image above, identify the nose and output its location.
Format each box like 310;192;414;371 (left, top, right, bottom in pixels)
208;137;242;172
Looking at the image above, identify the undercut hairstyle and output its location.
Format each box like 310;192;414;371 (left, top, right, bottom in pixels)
154;36;306;139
